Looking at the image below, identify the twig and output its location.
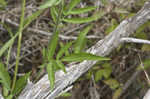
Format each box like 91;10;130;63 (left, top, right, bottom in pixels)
121;37;150;45
4;18;101;40
119;70;142;98
138;54;150;85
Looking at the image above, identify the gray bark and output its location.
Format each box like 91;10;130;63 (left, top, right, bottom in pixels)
144;89;150;99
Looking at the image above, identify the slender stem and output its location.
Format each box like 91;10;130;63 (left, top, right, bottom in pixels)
47;0;64;58
11;0;26;92
49;0;64;44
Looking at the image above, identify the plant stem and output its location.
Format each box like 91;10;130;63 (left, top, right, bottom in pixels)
48;0;64;45
11;0;26;93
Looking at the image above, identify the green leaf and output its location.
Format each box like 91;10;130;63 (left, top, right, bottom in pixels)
105;19;118;34
60;42;70;56
12;72;30;95
56;42;72;59
23;10;43;29
102;63;112;79
95;70;104;82
56;60;66;73
5;94;13;99
66;6;97;15
39;0;61;9
50;7;58;24
136;21;150;34
104;79;120;90
103;69;112;79
52;60;60;71
42;47;46;59
0;0;6;7
101;0;108;5
3;85;9;97
0;62;11;90
0;33;17;57
63;17;94;24
63;11;105;24
48;30;59;59
47;62;55;89
61;52;110;62
74;25;93;53
60;92;72;97
142;44;150;51
135;32;147;39
64;0;80;15
113;88;122;99
137;59;150;70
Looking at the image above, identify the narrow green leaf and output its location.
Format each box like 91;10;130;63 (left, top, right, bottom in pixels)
74;25;93;53
105;19;118;34
0;62;11;90
47;62;55;89
60;42;70;56
23;10;43;29
61;52;110;62
39;0;61;9
42;47;47;64
0;33;17;57
101;0;108;5
0;0;6;7
48;30;59;59
63;11;104;24
52;60;60;71
66;6;97;15
0;22;13;37
64;0;80;15
63;17;93;24
56;60;66;73
50;7;58;24
0;23;17;59
56;42;72;59
12;72;30;95
60;92;72;97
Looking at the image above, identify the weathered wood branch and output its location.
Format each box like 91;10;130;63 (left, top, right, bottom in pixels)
144;89;150;99
121;37;150;44
16;1;150;99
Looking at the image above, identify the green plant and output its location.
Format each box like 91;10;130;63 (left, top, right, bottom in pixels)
0;0;109;98
40;0;110;90
11;0;26;92
0;0;6;9
0;62;30;99
0;0;43;98
105;19;118;35
86;62;121;91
